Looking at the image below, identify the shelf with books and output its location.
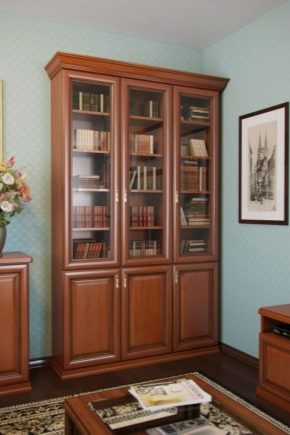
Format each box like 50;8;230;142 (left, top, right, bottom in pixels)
126;86;166;260
129;239;161;257
73;128;111;152
73;239;110;260
130;165;163;191
73;87;110;114
130;92;161;118
180;239;207;255
180;97;210;122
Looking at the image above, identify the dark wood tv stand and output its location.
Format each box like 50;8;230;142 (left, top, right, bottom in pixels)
256;304;290;413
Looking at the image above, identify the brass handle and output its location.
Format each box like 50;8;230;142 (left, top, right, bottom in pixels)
175;191;179;204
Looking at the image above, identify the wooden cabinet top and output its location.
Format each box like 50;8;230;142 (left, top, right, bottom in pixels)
45;52;229;92
258;304;290;323
0;252;32;265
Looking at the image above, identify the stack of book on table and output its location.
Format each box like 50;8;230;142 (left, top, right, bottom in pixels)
89;378;226;434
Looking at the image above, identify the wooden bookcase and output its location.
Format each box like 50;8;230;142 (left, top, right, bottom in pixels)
0;252;32;396
257;304;290;412
46;52;228;379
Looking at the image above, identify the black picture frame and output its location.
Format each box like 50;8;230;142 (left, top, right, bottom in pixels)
239;102;289;224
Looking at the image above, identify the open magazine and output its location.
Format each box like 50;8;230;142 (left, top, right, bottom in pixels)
129;378;212;411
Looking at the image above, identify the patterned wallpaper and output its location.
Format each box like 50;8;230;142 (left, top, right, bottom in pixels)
204;0;290;356
1;1;289;360
0;12;202;358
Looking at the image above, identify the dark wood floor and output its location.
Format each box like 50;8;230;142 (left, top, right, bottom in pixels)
0;351;290;428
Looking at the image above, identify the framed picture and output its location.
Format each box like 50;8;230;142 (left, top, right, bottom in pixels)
239;102;289;224
0;80;3;162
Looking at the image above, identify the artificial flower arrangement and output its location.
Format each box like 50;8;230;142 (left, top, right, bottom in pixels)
0;156;32;227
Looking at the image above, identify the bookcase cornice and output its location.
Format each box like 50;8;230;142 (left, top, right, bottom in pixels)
45;51;229;92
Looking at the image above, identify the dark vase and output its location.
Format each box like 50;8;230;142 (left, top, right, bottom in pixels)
0;226;7;256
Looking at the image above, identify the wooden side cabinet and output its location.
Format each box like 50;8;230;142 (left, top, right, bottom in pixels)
256;304;290;412
0;252;32;396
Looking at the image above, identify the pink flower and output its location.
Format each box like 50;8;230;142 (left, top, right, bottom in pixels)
4;156;16;168
19;182;32;201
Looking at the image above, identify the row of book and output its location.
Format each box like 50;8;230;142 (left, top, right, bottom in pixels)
180;207;210;226
181;138;208;158
180;104;210;122
130;133;155;154
180;239;207;254
130;206;156;227
130;240;160;257
73;175;108;190
130;98;160;118
181;161;208;192
74;129;111;152
73;91;110;113
73;205;110;228
130;166;162;190
189;105;210;120
73;240;109;259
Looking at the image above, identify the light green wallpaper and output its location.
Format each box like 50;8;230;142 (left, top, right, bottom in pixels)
0;12;202;358
204;1;290;357
2;1;289;360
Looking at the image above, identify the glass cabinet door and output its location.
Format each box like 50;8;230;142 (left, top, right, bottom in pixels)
70;77;119;265
174;87;218;262
121;80;172;265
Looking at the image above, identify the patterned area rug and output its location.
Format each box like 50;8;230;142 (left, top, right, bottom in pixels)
0;373;289;434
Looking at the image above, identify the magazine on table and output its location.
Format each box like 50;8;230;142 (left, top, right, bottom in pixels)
129;378;212;411
146;416;227;435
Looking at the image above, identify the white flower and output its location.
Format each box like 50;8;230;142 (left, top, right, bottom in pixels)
2;173;15;185
0;200;14;213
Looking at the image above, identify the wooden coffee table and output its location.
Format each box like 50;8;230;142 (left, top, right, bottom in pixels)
64;373;288;435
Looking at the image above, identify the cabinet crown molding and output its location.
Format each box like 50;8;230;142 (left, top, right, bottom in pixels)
45;51;229;92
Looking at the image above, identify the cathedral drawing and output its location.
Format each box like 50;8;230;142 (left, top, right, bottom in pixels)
249;131;276;204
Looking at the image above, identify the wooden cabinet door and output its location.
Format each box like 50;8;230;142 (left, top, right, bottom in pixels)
173;86;220;264
121;266;172;359
121;78;172;267
62;269;120;369
0;260;31;394
173;263;218;351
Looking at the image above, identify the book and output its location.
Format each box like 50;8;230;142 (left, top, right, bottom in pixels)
129;379;211;412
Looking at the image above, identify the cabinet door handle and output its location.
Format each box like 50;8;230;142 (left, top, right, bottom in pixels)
123;190;128;203
115;189;119;203
115;276;119;289
123;276;127;288
175;191;179;204
175;271;179;284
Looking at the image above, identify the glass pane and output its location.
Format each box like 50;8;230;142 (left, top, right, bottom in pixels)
71;80;112;261
179;93;211;257
128;88;164;259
